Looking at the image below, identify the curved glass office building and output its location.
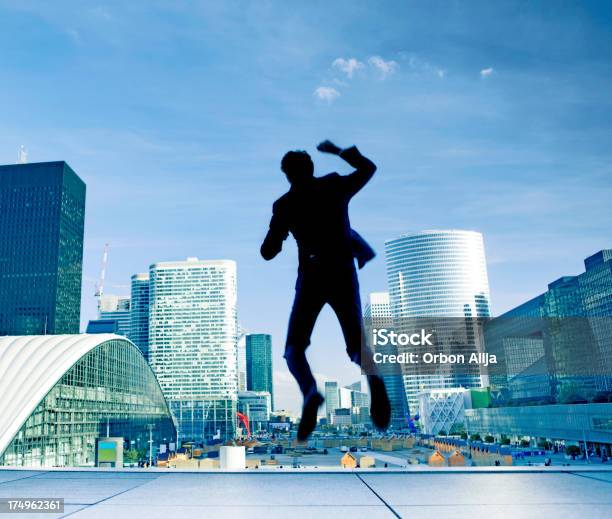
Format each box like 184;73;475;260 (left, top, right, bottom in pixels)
0;334;175;467
386;230;490;318
385;230;491;412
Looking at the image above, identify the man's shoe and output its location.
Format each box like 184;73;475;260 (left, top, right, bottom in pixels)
297;391;324;441
368;375;391;430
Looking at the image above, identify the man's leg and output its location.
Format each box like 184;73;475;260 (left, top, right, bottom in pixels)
329;266;391;431
284;277;325;398
284;273;326;441
327;266;365;366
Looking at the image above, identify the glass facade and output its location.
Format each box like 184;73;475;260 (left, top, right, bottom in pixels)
465;403;612;445
149;258;238;442
129;273;150;360
485;249;612;404
0;161;85;335
385;230;491;412
0;337;175;467
324;381;340;421
245;334;274;410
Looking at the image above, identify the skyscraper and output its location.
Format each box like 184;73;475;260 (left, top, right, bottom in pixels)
245;334;273;410
149;258;238;441
385;230;491;412
364;291;409;428
0;161;85;335
237;330;248;392
338;386;352;409
324;381;340;421
129;273;150;360
98;294;131;336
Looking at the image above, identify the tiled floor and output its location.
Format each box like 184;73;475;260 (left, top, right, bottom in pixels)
0;469;611;518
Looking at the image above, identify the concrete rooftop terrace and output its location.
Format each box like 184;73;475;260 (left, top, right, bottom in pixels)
1;467;611;518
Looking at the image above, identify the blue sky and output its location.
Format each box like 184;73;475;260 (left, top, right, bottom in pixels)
1;1;611;412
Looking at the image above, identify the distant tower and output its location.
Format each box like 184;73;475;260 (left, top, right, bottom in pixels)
237;327;248;392
324;381;340;422
97;294;131;336
245;334;274;410
129;273;150;360
17;146;28;164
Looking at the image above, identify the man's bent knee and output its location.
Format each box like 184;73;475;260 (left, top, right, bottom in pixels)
284;344;307;364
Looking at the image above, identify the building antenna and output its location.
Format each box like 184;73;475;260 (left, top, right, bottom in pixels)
17;145;28;164
94;243;110;312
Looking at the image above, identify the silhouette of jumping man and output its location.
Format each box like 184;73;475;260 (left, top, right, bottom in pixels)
261;140;391;440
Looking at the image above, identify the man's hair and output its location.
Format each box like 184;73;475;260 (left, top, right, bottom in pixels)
281;150;314;184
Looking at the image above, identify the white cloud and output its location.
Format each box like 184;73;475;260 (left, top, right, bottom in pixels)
313;86;340;103
480;67;495;78
401;53;445;79
332;57;364;78
368;56;398;79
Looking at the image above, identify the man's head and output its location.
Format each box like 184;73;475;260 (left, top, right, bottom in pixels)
281;150;314;185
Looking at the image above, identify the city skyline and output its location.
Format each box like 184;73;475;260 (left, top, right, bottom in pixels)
1;1;611;413
5;158;601;416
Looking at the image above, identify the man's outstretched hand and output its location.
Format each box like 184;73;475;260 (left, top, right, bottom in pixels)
317;140;342;155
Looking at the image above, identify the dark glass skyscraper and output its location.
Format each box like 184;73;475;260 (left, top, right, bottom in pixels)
245;334;274;410
129;273;150;360
0;161;85;335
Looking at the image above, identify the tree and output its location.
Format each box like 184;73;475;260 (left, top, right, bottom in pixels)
125;448;139;464
538;439;552;450
566;445;581;458
438;430;447;436
449;423;465;436
484;435;495;443
460;432;468;440
470;433;482;442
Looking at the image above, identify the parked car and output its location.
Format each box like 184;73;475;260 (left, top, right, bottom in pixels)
349;446;358;452
340;446;349;452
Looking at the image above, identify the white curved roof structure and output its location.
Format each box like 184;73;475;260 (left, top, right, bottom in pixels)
0;334;133;459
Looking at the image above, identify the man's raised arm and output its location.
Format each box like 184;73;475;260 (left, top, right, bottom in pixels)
317;140;377;197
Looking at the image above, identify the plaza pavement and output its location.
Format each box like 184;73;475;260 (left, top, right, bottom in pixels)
1;467;612;518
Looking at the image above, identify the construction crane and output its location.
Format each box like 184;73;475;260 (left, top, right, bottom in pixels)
94;243;109;312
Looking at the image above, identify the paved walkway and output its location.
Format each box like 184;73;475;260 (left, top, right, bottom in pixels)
1;468;611;518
